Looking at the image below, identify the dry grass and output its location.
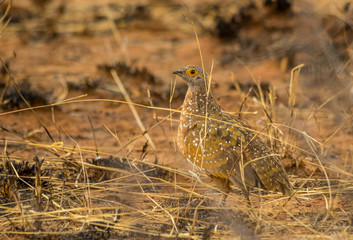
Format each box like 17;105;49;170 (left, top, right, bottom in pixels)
0;132;351;239
0;116;352;239
0;0;353;239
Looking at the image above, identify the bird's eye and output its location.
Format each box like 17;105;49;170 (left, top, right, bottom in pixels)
186;68;198;77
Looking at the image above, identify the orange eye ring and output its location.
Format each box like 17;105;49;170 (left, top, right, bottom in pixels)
186;68;198;77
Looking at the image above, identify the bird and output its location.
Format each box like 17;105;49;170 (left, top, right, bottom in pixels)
173;65;294;202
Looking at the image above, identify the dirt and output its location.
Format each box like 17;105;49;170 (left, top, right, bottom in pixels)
0;0;353;239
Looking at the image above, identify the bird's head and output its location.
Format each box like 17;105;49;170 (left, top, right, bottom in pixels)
172;65;206;86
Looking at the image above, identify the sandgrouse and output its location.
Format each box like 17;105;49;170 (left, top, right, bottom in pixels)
173;65;293;201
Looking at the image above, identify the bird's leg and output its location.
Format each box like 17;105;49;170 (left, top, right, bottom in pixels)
209;175;231;205
238;186;260;222
240;187;252;208
221;192;228;204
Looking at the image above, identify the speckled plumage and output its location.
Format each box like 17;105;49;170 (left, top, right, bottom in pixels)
173;65;293;200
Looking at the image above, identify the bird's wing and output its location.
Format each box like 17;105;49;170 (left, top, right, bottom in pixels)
183;117;259;187
220;112;293;194
244;138;293;195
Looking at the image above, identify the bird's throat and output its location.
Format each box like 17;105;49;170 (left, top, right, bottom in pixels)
182;84;215;117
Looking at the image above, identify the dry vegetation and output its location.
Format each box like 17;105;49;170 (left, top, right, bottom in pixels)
0;0;353;239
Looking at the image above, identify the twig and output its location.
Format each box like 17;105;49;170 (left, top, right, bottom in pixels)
0;57;55;143
289;64;304;117
110;69;156;149
87;115;99;158
34;156;44;231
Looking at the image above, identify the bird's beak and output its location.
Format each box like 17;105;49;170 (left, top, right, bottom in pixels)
172;69;183;76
